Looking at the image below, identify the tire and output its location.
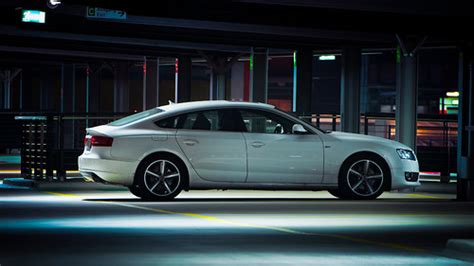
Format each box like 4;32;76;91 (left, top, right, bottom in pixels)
338;154;389;200
128;184;142;198
134;154;187;201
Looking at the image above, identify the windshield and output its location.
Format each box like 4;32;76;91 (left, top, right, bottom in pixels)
109;108;164;126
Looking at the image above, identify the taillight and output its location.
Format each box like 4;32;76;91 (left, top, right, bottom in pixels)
89;136;113;147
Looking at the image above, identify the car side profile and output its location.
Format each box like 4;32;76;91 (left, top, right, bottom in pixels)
78;100;420;200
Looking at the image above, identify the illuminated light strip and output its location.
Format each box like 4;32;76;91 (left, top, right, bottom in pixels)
45;191;427;253
292;51;297;113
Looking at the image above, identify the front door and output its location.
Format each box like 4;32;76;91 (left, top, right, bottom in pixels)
239;109;324;184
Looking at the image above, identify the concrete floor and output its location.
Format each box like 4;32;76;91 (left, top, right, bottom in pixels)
0;186;473;265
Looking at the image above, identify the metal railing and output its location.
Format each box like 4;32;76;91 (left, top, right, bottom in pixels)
14;112;131;180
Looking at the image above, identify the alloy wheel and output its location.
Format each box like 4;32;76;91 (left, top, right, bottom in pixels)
346;159;384;197
143;160;181;197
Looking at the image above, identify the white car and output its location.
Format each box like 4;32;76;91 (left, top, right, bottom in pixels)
79;100;420;200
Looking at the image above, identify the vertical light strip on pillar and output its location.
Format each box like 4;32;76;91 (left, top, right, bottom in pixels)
60;64;64;113
142;56;147;111
175;58;179;103
292;51;297;112
156;58;160;106
85;66;90;128
249;48;254;101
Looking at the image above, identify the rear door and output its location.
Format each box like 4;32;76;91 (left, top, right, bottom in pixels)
173;109;247;183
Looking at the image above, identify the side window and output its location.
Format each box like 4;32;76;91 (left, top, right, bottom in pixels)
181;110;219;131
156;109;247;132
156;116;179;129
239;109;296;134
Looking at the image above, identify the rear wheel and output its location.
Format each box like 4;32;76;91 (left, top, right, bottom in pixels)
337;154;389;200
135;155;186;201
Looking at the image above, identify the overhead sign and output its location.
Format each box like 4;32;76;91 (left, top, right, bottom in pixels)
86;7;127;20
22;10;46;24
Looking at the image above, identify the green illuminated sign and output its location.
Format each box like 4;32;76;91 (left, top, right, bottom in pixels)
22;10;46;24
318;55;336;61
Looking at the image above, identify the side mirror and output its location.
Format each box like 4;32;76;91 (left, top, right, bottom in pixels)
292;124;307;134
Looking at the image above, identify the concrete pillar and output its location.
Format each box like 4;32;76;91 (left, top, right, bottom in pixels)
395;47;418;150
89;65;101;113
395;35;426;150
295;49;313;115
230;62;244;101
251;48;268;103
202;53;241;101
457;45;474;201
145;58;159;109
114;61;130;112
212;72;226;100
177;56;192;103
340;47;361;133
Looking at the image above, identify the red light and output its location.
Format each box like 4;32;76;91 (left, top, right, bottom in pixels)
175;59;179;74
90;136;113;147
143;62;147;74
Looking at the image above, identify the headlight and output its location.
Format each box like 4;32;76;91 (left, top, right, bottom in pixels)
396;149;416;160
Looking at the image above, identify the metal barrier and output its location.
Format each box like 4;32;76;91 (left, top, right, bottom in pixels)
14;113;130;180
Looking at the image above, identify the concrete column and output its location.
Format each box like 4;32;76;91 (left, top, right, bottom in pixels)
251;48;268;103
177;56;192;103
210;70;224;100
295;49;313;115
145;58;159;109
113;61;130;112
88;64;101;113
457;46;474;201
340;47;361;133
395;47;418;150
230;62;244;101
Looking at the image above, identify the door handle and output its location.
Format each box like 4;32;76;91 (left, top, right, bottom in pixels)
183;139;199;146
251;141;265;148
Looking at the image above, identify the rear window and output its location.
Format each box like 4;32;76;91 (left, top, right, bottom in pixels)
109;108;164;126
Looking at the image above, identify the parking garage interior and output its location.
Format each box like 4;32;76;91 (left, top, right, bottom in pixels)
0;0;473;265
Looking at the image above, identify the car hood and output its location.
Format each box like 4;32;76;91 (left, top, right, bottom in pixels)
327;131;411;150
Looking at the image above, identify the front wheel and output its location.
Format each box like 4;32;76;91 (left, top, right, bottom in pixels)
337;154;389;200
135;155;185;201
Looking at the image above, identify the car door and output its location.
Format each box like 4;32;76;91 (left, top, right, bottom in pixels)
174;109;247;183
239;108;324;184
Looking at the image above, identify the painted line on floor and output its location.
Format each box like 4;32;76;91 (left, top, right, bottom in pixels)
406;193;445;199
44;191;426;253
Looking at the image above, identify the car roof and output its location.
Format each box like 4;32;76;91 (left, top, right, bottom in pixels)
157;100;275;114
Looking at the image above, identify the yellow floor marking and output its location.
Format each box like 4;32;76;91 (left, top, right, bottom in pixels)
406;193;445;199
45;191;427;253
